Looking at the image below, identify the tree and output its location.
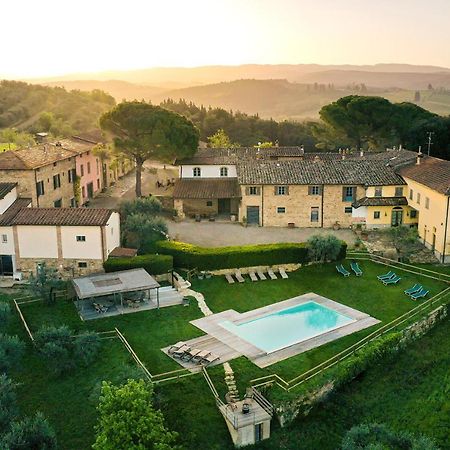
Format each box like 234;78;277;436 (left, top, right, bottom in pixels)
0;128;35;149
120;197;163;219
0;302;11;329
341;423;438;450
255;141;274;148
100;101;199;197
73;332;101;366
207;128;239;148
1;412;57;450
307;234;342;263
28;263;65;305
0;374;18;433
93;379;178;450
124;214;168;253
0;334;25;374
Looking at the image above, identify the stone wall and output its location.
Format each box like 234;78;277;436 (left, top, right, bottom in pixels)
0;170;37;205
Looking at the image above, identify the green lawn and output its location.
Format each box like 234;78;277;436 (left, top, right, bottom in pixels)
2;259;448;449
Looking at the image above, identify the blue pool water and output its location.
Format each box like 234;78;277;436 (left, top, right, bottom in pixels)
220;301;354;353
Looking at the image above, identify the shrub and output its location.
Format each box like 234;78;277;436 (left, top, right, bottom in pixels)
0;334;25;373
40;342;74;376
73;332;101;366
154;240;346;270
307;234;345;262
1;412;57;450
120;197;163;218
34;325;73;351
0;302;11;328
342;423;439;450
104;254;173;275
0;374;18;433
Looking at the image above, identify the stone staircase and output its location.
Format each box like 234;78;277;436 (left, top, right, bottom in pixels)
224;363;239;402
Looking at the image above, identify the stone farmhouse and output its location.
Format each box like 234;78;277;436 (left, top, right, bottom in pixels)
173;147;450;263
0;183;120;279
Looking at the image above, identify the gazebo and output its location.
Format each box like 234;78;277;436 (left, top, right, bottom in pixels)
72;268;161;319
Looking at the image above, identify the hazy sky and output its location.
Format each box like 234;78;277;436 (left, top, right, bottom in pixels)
2;0;450;78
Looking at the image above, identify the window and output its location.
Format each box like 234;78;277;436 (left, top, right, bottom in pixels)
310;207;319;222
82;186;86;198
277;207;286;214
78;262;88;268
220;167;228;177
1;234;7;243
206;201;213;206
76;235;86;242
344;206;353;214
87;162;91;174
275;186;288;196
342;186;355;202
80;164;84;176
374;187;382;197
68;169;76;183
425;197;430;209
247;186;260;195
53;162;57;167
193;167;201;177
373;211;380;219
416;192;421;204
97;179;100;189
54;199;62;208
395;187;404;196
96;159;99;174
36;181;45;197
70;198;77;208
410;209;417;218
53;174;61;189
308;186;321;195
409;189;413;200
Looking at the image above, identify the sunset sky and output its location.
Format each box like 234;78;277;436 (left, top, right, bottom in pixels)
2;0;450;78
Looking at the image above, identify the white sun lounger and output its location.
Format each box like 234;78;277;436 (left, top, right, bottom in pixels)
235;270;245;283
257;270;267;280
201;352;220;366
192;349;211;363
267;268;277;280
172;344;191;358
249;271;258;282
279;267;289;279
181;348;202;361
225;273;235;284
168;341;186;354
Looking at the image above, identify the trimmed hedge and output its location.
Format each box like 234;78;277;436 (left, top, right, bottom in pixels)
104;254;173;275
154;240;347;270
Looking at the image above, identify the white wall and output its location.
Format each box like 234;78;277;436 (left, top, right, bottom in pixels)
0;187;17;214
352;206;368;218
60;226;103;260
105;212;121;256
0;227;15;255
180;164;237;178
17;226;58;258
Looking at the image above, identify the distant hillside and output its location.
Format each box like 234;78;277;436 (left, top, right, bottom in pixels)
0;80;115;135
152;79;450;120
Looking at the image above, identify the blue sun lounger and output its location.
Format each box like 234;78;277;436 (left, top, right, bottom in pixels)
377;270;395;280
336;264;350;277
350;261;363;276
410;288;429;300
382;275;401;285
404;284;422;296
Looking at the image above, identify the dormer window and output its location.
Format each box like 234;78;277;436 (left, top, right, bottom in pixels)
193;167;201;177
220;167;228;177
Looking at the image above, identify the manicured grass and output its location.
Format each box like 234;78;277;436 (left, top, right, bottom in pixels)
2;259;448;449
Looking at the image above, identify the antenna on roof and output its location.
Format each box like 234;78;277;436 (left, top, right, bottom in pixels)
426;131;434;156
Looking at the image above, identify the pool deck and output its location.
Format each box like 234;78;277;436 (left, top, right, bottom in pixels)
189;293;380;368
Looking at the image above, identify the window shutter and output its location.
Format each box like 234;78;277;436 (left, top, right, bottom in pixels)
245;187;249;195
342;187;346;201
319;186;323;195
352;187;356;201
308;186;312;195
274;186;278;195
286;186;289;195
256;187;261;195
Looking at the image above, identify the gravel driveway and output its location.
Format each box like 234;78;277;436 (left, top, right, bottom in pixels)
168;221;356;247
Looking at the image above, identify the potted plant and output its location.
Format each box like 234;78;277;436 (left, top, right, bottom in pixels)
242;216;247;227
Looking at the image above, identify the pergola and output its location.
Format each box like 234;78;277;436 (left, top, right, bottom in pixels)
72;268;161;311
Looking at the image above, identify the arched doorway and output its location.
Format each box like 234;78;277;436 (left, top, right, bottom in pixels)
391;207;403;227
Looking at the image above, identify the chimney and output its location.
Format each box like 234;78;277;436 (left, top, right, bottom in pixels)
416;146;423;165
342;154;346;160
300;144;304;156
314;155;320;162
360;149;364;157
399;144;402;151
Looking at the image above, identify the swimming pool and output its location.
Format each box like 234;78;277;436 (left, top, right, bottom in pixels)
220;301;355;353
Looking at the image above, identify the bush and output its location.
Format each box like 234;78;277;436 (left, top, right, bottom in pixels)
0;334;25;373
34;325;73;351
1;412;57;450
307;234;345;262
73;332;101;366
104;254;173;275
342;423;439;450
0;374;18;433
154;240;347;270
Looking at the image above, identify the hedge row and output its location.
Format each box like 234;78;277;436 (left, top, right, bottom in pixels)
154;240;347;270
104;254;173;275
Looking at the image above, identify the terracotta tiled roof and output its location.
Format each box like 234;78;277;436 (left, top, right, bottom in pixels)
0;151;29;170
399;156;450;195
237;159;406;186
173;178;241;199
0;198;32;226
0;183;17;199
9;208;114;226
352;196;409;208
